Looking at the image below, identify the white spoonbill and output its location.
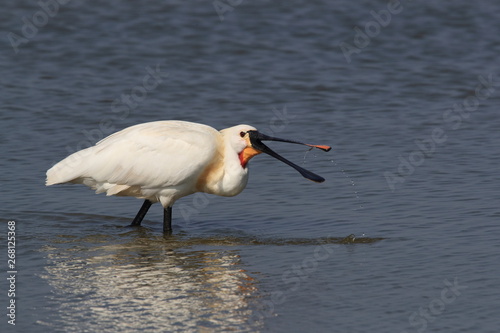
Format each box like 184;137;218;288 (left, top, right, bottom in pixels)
46;120;331;233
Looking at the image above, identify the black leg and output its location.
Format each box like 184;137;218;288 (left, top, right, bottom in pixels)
163;206;172;235
130;199;152;226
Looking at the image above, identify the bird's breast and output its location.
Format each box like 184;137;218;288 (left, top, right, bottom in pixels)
195;153;225;193
196;149;249;197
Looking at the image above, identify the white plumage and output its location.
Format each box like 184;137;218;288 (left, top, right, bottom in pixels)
47;121;255;206
46;120;330;233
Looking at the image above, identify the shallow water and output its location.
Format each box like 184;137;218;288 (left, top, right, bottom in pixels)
1;1;500;332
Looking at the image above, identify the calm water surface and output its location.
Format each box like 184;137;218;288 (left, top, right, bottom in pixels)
1;1;499;332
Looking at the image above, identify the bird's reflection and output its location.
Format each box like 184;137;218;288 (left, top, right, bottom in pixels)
40;228;262;332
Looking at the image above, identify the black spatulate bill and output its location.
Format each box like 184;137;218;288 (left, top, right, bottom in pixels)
248;130;331;183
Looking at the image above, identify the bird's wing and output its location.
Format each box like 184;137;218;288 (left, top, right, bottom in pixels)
46;121;222;190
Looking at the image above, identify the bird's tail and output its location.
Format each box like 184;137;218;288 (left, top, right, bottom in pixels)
46;148;92;186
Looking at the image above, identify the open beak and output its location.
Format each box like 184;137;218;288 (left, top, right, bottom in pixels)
247;130;331;183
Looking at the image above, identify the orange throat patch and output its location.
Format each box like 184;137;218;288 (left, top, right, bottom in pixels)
239;147;261;168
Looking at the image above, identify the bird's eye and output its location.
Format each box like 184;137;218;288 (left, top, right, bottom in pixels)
240;131;246;138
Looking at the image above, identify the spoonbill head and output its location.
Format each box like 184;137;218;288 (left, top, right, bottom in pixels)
46;121;331;234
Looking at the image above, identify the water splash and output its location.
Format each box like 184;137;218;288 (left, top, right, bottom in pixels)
302;149;364;211
330;158;365;211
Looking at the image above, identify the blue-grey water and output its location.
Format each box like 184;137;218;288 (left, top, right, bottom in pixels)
1;1;499;332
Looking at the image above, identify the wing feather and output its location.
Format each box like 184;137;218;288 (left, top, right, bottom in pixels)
46;121;221;194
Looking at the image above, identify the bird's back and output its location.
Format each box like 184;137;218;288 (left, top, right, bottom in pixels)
46;121;222;203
